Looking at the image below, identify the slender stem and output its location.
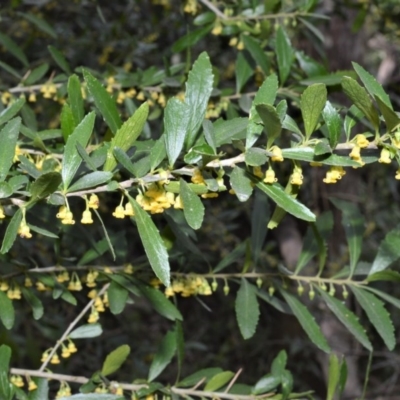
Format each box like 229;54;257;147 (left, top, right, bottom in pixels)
198;0;227;19
39;283;110;372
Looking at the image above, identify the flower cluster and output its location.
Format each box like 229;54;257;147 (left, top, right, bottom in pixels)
56;382;72;398
323;166;346;184
165;276;213;298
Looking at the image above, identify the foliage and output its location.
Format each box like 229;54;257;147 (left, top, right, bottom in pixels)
0;0;400;399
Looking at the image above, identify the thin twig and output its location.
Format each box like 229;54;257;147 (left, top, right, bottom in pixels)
39;283;110;372
198;0;227;19
224;368;242;393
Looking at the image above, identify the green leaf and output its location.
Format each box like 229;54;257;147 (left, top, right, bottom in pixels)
204;371;235;392
18;12;57;38
68;74;85;125
148;329;177;381
0;98;25;126
58;395;124;400
253;73;279;106
322;101;342;148
1;208;22;254
62;112;96;191
30;172;61;201
68;171;112;193
69;323;103;339
236;52;253;93
203;119;216;153
104;102;149;171
241;34;269;74
344;105;364;140
28;378;49;400
172;25;212;53
351;287;395;350
245;148;268;166
128;196;170;286
230;166;253;202
0;182;13;199
150;137;167;171
257;181;316;222
83;69;122;135
369;226;400;275
0;32;28;66
23;63;49;86
214;117;248;146
341;76;379;130
184;52;214;148
0;118;21;182
21;287;44;320
164;98;190;167
275;26;294;85
178;368;223;387
179;178;205;230
0;345;11;400
367;270;400;283
235;279;260;340
317;287;372;351
255;104;282;147
280;289;330;353
0;291;15;329
60;103;75;143
251;189;270;263
101;344;131;377
137;284;182;321
48;45;71;75
352;62;392;109
0;61;21;79
326;354;340;400
271;350;287;376
300;83;327;140
364;287;400;310
108;280;129;315
252;374;281;395
282;115;302;135
375;96;400;132
330;199;364;277
214;241;246;273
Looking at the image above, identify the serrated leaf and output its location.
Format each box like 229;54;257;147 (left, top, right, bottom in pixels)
252;374;281;395
48;45;71;75
352;62;392;109
0;118;21;182
184;52;214;148
108;280;129;315
322;101;342;148
275;26;294;85
0;32;28;66
83;69;122;135
150;137;167;171
213;241;246;273
342;76;379;130
68;171;112;193
0;98;25;126
256;104;282;147
254;73;279;106
280;289;330;353
351;287;395;350
179;178;205;230
104;102;148;171
178;368;223;387
375;96;400;132
257;181;316;222
21;287;43;320
236;52;253;93
68;74;85;125
0;291;15;329
317;287;372;351
235;279;260;340
1;208;22;254
204;371;235;392
137;284;182;321
148;329;177;381
241;34;269;74
230;167;253;202
245;147;268;166
300;83;327;139
128;196;170;286
30;172;61;200
364;287;400;310
330;199;364;277
62;112;95;191
164;98;190;167
101;344;131;376
69;323;103;339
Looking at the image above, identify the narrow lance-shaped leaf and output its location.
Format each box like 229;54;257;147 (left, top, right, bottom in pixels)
101;345;131;377
62;112;96;191
83;69;122;135
275;26;294;85
280;289;330;353
300;83;327;140
48;45;72;75
0;117;21;182
230;166;253;202
0;97;25;126
341;76;380;131
164;98;190;167
30;172;61;201
241;34;270;74
369;225;400;275
68;74;85;125
23;63;49;85
326;354;340;400
375;96;400;132
128;196;170;286
235;279;260;340
255;104;282;148
104;102;149;171
67;171;112;193
317;287;372;351
179;178;205;230
0;32;28;66
69;323;103;339
0;208;22;255
251;189;270;263
21;287;44;320
0;345;11;400
0;291;15;329
60;103;75;143
322;101;342;148
184;52;214;148
204;371;235;392
351;287;395;350
236;51;253;93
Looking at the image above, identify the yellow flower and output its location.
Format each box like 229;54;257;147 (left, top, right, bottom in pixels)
50;354;60;364
67;341;77;353
61;346;71;358
378;147;391;164
11;375;24;387
61;210;75;225
124;263;134;274
191;168;205;184
1;91;12;105
354;134;369;148
24;277;33;287
28;380;38;391
18;222;32;239
310;161;323;167
88;308;99;323
201;192;218;199
88;194;99;209
136;91;145;101
270;146;284;162
157;93;166;107
124;202;134;216
117;91;126;104
395;169;400;180
263;168;277;184
392;138;400;149
174;195;184;209
290;167;303;186
40;82;57;99
112;205;125;218
323;166;346;184
36;281;48;291
253;166;263;179
56;205;68;219
349;145;361;162
81;209;93;224
165;286;174;297
0;204;5;219
229;37;238;47
237;40;244;50
28;92;37;102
